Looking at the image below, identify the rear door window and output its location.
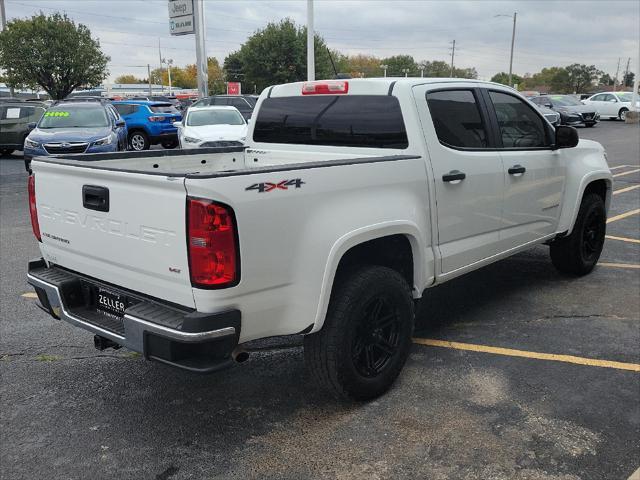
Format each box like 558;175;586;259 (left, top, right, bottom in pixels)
426;90;489;149
253;95;408;149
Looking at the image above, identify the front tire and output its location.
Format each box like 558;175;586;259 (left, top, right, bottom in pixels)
128;131;149;151
161;140;179;149
619;108;628;121
304;266;414;401
550;193;606;276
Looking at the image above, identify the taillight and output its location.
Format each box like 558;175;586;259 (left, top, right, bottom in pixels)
28;174;41;242
148;116;166;122
187;197;238;288
302;81;349;95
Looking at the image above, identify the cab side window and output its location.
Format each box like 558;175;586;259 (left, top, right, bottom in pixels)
602;94;616;102
488;91;549;148
591;94;605;102
426;90;488;149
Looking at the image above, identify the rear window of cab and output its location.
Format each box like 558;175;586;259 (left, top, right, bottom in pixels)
253;95;408;149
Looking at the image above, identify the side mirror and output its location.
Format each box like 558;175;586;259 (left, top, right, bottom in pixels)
116;119;125;127
27;122;37;131
553;125;579;150
609;98;617;102
173;121;182;128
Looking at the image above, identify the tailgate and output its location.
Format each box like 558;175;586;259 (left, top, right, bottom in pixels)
32;160;195;308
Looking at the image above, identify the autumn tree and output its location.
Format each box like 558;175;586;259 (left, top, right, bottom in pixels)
115;74;144;84
0;12;109;99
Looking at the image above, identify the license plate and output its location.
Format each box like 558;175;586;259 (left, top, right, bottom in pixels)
96;288;127;317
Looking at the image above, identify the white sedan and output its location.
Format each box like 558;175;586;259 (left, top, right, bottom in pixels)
174;106;248;148
582;91;639;121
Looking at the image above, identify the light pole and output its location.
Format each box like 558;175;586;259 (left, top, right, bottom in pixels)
401;68;410;77
307;0;315;81
495;12;517;87
420;67;425;77
162;58;174;94
380;64;388;77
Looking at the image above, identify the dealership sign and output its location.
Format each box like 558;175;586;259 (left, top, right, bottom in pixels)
168;0;194;36
227;82;241;95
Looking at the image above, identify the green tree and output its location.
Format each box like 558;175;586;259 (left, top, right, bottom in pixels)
623;71;635;88
222;19;334;93
0;13;109;99
565;64;603;93
382;55;417;76
599;73;614;86
490;72;523;86
115;74;144;84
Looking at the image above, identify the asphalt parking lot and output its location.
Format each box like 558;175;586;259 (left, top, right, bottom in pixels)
1;119;639;480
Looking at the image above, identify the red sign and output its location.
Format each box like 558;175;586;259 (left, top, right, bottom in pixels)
227;82;241;95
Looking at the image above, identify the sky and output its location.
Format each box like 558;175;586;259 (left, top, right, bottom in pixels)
4;0;640;82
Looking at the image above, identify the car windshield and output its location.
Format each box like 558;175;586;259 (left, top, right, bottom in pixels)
615;92;633;102
549;95;582;106
38;106;109;128
186;109;245;126
149;104;179;114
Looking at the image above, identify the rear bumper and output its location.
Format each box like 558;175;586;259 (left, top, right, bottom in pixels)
27;258;241;373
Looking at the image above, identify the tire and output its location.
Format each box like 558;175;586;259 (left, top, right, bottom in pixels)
550;193;606;276
0;149;15;156
128;131;149;151
161;140;179;149
304;266;414;401
619;108;628;121
585;123;595;127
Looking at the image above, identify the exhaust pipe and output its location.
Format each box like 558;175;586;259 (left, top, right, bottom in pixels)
94;335;121;351
231;346;249;363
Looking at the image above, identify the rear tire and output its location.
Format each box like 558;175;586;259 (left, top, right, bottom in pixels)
304;266;414;401
128;131;149;151
0;149;15;156
550;193;606;276
619;108;628;121
161;140;179;149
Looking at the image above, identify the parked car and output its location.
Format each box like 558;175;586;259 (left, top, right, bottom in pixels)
582;91;639;121
526;100;561;126
27;78;612;400
0;101;45;156
23;101;127;169
111;100;182;150
190;95;256;119
175;105;247;148
531;95;600;127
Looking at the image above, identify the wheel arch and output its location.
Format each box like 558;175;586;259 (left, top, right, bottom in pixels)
310;222;429;334
560;174;612;236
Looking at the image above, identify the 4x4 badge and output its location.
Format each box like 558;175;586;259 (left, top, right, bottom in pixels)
245;179;305;193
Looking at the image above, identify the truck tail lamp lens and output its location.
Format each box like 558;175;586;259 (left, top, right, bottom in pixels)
187;197;239;288
28;174;42;242
302;81;349;95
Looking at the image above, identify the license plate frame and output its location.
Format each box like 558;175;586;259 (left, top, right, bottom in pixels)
95;287;127;318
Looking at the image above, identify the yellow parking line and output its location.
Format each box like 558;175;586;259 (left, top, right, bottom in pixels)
607;208;640;223
21;292;38;299
605;235;640;244
412;338;640;372
613;185;640;195
613;168;640;178
599;262;640;269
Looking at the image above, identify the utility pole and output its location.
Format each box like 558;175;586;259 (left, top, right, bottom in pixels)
508;12;517;87
162;58;174;94
450;40;456;77
623;57;631;88
307;0;315;81
193;0;208;97
147;64;152;96
380;64;388;77
613;57;621;91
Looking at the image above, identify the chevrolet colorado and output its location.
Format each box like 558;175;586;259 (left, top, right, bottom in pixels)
27;79;612;400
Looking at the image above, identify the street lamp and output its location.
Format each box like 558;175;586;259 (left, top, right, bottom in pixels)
161;58;174;94
380;64;388;77
401;68;410;78
495;12;517;87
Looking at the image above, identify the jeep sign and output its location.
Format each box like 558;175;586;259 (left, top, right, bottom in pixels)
168;0;194;35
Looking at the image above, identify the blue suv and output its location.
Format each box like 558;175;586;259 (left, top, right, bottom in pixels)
23;101;128;165
111;101;182;150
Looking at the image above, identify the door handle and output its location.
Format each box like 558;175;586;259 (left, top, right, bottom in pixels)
508;165;526;175
83;185;109;212
442;170;466;183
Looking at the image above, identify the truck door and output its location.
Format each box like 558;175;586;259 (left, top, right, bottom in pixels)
481;89;566;250
413;84;505;275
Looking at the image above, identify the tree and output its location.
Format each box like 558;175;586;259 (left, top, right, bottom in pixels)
382;55;417;76
599;73;614;86
342;54;381;78
115;74;144;84
0;13;109;99
565;63;603;93
222;19;334;93
490;72;524;86
623;71;635;88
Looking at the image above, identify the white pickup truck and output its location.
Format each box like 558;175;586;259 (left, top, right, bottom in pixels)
27;79;612;400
